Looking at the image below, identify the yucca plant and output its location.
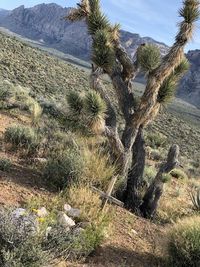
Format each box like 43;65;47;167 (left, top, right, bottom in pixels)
66;0;200;215
67;91;84;115
137;44;161;72
158;57;190;104
190;188;200;211
84;91;107;134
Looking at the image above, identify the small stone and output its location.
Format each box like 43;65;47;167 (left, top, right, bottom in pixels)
58;212;75;228
37;207;48;218
79;221;91;229
46;226;52;237
34;158;47;164
67;208;81;218
12;208;26;218
131;229;138;235
63;203;72;212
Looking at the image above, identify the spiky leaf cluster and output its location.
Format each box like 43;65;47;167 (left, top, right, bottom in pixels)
179;0;200;23
67;91;84;115
173;58;190;77
84;91;106;134
87;3;110;36
137;44;161;72
67;1;90;21
67;90;107;134
157;58;189;104
92;30;115;71
84;90;107;121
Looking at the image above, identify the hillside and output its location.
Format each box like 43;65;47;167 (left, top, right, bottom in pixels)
0;30;200;267
1;31;199;159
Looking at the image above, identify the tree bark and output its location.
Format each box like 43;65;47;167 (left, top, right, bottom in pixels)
140;144;180;218
123;126;146;213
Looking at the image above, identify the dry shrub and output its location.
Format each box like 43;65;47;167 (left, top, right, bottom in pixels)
158;179;194;223
81;144;116;190
44;148;83;190
66;185;102;222
169;216;200;267
170;168;188;180
4;124;40;153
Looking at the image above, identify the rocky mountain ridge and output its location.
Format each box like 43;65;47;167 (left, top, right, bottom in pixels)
0;4;168;60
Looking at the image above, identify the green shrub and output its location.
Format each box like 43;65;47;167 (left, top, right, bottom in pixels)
190;188;200;211
44;148;83;190
149;148;163;161
169;216;200;267
0;208;50;267
0;80;14;101
4;125;40;152
145;132;167;149
0;158;12;172
170;168;188;180
161;173;172;183
44;223;105;261
72;223;106;258
144;166;157;185
46;131;78;155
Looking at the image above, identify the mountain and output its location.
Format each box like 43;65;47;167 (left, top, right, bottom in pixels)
0;8;10;18
178;50;200;108
0;3;199;107
0;3;168;60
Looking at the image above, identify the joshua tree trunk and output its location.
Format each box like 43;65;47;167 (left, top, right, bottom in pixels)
123;126;146;212
140;144;180;218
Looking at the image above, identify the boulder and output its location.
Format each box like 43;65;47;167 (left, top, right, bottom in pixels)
67;208;81;218
58;212;75;228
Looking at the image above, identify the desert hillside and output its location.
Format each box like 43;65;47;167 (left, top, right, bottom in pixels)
0;25;200;267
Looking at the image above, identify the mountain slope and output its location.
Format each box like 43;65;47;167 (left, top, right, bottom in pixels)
0;31;199;162
178;50;200;108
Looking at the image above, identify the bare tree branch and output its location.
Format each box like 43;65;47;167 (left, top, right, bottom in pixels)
140;144;180;218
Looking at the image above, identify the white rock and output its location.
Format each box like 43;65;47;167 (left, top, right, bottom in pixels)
67;208;81;218
37;207;48;218
131;229;138;235
64;203;72;212
12;208;38;233
46;226;52;237
12;208;26;218
58;212;75;228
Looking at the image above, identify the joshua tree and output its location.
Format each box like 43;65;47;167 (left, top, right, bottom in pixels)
66;0;199;217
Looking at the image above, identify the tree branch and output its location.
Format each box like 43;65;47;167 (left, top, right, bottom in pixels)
122;0;199;151
140;144;180;218
104;126;127;170
90;65;117;128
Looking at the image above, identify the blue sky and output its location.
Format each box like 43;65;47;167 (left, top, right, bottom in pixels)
1;0;200;51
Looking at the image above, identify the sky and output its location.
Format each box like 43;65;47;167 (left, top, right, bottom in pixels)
0;0;200;51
